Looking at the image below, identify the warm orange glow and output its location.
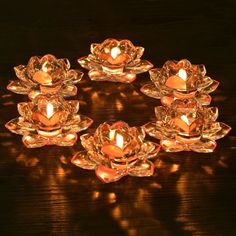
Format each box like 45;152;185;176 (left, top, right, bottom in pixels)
181;115;190;125
46;103;54;119
178;69;187;81
110;47;121;59
108;192;117;203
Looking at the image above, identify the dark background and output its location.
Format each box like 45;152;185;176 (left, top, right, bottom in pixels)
0;0;236;235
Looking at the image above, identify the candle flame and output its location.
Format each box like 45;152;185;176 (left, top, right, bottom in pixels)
109;130;124;149
181;115;190;125
178;69;187;81
116;133;124;149
110;47;121;59
42;62;48;72
46;103;54;119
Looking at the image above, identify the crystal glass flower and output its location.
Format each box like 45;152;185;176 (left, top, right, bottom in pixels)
71;121;160;183
78;38;153;83
141;59;219;106
5;94;93;148
7;54;83;100
144;99;231;153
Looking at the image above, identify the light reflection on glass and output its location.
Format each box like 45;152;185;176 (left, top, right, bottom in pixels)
0;75;234;236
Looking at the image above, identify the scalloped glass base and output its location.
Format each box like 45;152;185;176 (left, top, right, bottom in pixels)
144;121;231;153
22;132;78;148
88;69;137;83
160;138;217;153
6;115;93;148
141;83;212;106
140;83;162;99
71;142;158;183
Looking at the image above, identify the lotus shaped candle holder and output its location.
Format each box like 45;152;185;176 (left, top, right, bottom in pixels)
71;121;160;183
7;54;83;100
144;99;231;153
78;38;153;83
5;94;93;148
141;59;219;106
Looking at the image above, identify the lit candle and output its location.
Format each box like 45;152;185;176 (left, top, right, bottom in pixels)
110;47;121;60
100;46;130;65
46;102;54;119
166;68;188;90
101;130;124;157
35;102;60;127
32;62;53;84
174;114;197;133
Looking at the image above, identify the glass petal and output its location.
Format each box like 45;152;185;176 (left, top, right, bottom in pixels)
64;115;93;133
160;139;186;152
198;76;213;89
87;151;106;164
64;69;83;84
55;132;78;146
140;141;160;159
71;151;97;170
89;69;136;83
22;134;48;148
95;164;126;183
5;117;35;135
135;46;144;59
189;139;217;153
80;133;95;151
155;106;169;121
7;80;32;94
127;60;153;74
14;65;34;85
128;159;154;177
68;100;80;113
17;102;32;119
140;83;162;99
196;92;212;105
205;107;218;121
29;90;41;100
202;80;219;94
88;69;109;81
203;122;231;140
143;122;163;140
78;56;100;70
129;126;146;142
60;85;78;97
90;43;98;54
77;115;93;131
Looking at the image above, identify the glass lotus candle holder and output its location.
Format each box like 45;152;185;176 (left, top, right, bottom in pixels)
71;121;160;183
78;38;153;83
7;54;83;100
5;94;93;148
144;99;231;153
141;59;219;106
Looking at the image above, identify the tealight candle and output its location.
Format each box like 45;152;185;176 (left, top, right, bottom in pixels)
166;68;188;90
72;121;160;183
144;99;231;152
35;102;62;127
78;38;153;83
6;94;93;148
7;54;83;99
33;62;53;85
141;59;219;106
101;131;124;157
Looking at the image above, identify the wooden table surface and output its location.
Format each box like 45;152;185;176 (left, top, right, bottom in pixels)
0;0;236;235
